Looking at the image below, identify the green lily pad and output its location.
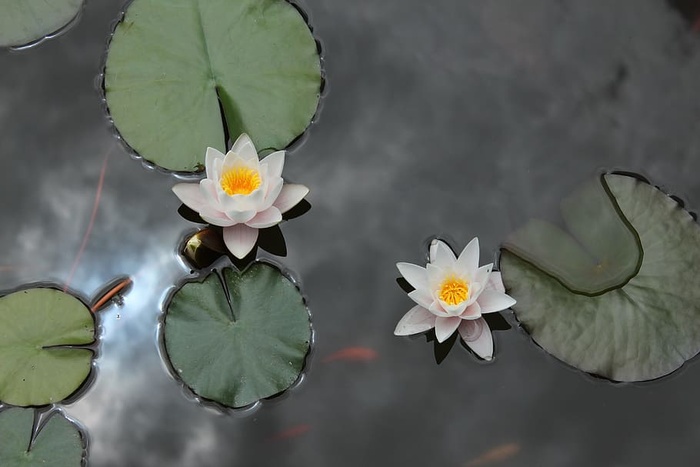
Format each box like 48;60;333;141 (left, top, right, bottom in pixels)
0;0;83;48
0;408;85;466
501;174;700;381
0;288;95;406
163;262;311;407
103;0;322;172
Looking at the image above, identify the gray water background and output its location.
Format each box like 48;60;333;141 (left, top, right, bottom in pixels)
2;0;700;465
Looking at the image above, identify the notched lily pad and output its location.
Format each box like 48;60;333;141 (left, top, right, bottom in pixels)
0;288;95;406
501;174;700;382
0;0;83;48
103;0;322;172
0;408;85;466
163;262;311;408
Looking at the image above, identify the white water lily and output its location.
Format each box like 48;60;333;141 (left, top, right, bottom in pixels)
172;134;309;259
395;238;516;360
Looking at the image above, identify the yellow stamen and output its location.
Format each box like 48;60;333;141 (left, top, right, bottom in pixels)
438;277;469;306
220;166;261;195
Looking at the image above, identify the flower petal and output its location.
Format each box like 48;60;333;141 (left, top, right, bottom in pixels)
220;209;257;225
172;183;207;212
434;316;461;343
455;237;480;277
439;299;468;317
396;263;429;291
222;224;259;259
246;207;282;229
428;301;450;317
474;264;493;287
477;290;517;314
230;133;258;161
458;318;493;360
260;176;284;211
261;151;285;179
408;289;432;308
200;209;237;227
394;305;436;336
426;263;445;291
273;184;309;213
430;239;456;269
205;147;225;179
485;271;506;293
200;179;221;210
460;301;481;320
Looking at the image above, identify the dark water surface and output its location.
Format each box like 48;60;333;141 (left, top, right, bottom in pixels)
2;0;700;465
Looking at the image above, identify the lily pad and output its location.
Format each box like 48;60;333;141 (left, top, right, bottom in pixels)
0;288;95;406
103;0;322;172
163;262;311;408
501;174;700;381
0;408;85;466
0;0;83;48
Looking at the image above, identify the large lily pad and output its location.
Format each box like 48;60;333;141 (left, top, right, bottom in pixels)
501;174;700;381
0;0;83;48
0;408;85;466
104;0;322;172
0;288;95;406
163;262;311;407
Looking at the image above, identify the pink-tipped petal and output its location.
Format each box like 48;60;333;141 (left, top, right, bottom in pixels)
223;224;259;259
439;299;468;317
408;289;433;309
396;263;429;291
477;290;516;314
230;133;258;161
261;177;284;211
200;208;237;227
200;179;221;209
460;301;482;320
458;318;493;360
428;301;450;317
246;207;282;228
172;183;207;212
485;271;506;293
273;184;309;213
205;147;225;178
430;240;456;269
262;151;285;179
455;237;480;276
394;305;436;336
434;316;461;343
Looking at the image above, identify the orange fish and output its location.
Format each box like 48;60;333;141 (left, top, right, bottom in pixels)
465;443;521;466
267;424;311;442
322;347;378;363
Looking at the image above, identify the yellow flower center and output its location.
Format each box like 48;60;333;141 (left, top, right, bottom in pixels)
220;166;261;196
438;277;469;306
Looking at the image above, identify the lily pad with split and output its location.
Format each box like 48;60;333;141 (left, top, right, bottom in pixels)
163;262;311;408
0;288;95;406
0;408;84;466
103;0;322;172
0;0;83;48
501;174;700;382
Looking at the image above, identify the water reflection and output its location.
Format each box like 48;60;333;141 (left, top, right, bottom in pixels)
3;0;700;465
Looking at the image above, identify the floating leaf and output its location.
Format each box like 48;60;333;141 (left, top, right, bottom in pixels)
0;408;84;466
163;262;311;407
0;0;83;48
501;174;700;381
0;289;95;406
104;0;322;172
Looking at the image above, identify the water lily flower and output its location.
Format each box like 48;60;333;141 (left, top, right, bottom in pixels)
172;134;309;258
394;238;516;360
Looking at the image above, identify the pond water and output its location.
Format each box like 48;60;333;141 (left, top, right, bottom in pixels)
2;0;700;465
